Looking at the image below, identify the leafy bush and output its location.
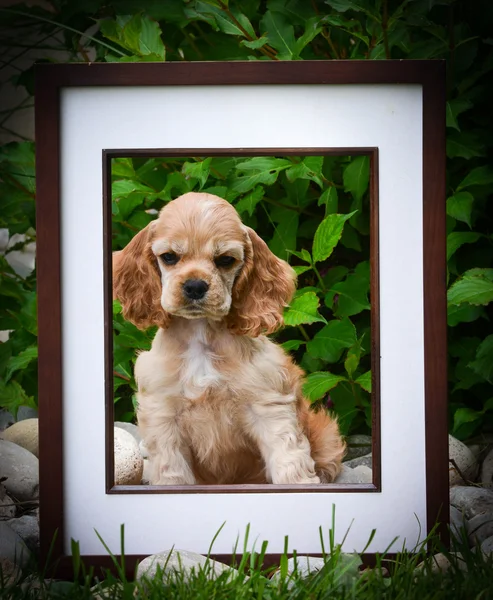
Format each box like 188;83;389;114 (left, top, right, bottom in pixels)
0;0;492;441
111;154;372;433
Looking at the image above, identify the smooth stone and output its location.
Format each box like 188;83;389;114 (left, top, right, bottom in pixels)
0;522;31;567
416;552;467;573
0;440;39;501
344;454;372;469
450;486;493;519
0;557;21;586
0;485;16;519
0;407;38;433
467;512;493;546
272;556;326;579
115;421;142;445
449;505;468;544
449;435;478;485
480;447;493;488
2;418;38;457
136;549;233;583
114;427;143;486
335;465;372;484
480;535;493;554
5;515;39;553
343;435;372;462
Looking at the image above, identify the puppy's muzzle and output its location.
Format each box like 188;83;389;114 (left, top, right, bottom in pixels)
183;279;209;300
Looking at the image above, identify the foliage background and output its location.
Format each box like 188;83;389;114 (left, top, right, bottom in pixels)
111;154;372;433
0;0;492;442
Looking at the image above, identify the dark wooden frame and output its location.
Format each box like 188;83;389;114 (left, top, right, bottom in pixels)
104;147;381;496
35;60;447;575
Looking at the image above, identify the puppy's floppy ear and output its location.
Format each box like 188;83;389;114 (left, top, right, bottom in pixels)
226;227;296;337
112;222;170;330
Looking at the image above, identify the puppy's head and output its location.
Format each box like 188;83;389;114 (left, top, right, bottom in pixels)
113;192;296;336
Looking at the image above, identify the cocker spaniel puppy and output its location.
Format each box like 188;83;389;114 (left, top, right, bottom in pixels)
113;192;345;485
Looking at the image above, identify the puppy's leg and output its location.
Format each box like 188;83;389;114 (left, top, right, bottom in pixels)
138;402;196;486
245;394;320;485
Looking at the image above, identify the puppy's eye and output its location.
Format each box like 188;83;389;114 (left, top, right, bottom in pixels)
160;252;179;265
214;255;236;268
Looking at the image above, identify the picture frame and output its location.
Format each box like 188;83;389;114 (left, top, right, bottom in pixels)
35;60;447;574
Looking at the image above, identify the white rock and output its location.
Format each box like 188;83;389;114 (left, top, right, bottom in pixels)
136;549;233;584
480;447;493;488
335;465;372;484
450;486;493;519
114;427;143;486
115;421;142;445
449;435;478;485
0;485;16;520
5;515;39;552
0;523;30;567
467;513;493;546
0;440;39;501
416;552;467;573
449;505;467;543
344;454;372;469
343;435;372;461
272;556;326;579
2;419;38;457
480;535;493;555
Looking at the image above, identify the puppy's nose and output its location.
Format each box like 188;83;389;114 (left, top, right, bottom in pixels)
183;279;209;300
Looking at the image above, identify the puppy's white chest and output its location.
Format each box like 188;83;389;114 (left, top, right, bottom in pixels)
180;324;221;398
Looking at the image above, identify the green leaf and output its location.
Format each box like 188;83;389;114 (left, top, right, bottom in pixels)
457;166;493;190
355;370;372;393
182;158;212;190
302;371;347;402
446;192;474;228
112;179;153;200
284;292;326;327
344;336;364;378
447;303;484;327
234;186;264;216
343;156;370;202
452;407;483;436
138;14;165;59
448;273;493;306
295;17;323;56
447;131;485;160
231;157;291;194
260;11;296;59
306;318;356;363
111;158;135;178
469;335;493;383
4;345;38;383
326;272;370;317
318;187;338;213
286;156;324;188
269;211;299;262
447;231;482;261
115;193;145;221
240;36;269;50
312;212;356;263
0;379;36;418
446;98;473;130
330;382;359;436
292;265;312;276
280;339;305;351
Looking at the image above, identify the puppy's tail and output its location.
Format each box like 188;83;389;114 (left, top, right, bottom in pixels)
303;407;346;483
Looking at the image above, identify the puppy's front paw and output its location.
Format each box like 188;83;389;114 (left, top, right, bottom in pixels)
271;467;320;485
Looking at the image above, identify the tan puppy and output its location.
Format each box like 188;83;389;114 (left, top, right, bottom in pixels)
113;192;345;485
